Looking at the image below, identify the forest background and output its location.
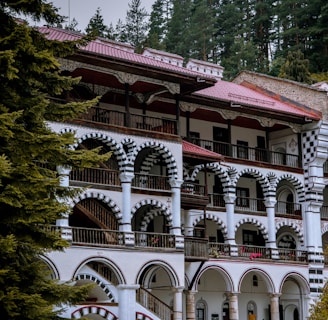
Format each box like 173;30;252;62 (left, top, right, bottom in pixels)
58;0;328;82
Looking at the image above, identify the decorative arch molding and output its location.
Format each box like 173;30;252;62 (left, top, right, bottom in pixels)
132;141;178;179
136;260;180;288
279;272;311;294
39;255;60;280
235;218;268;241
72;306;118;319
275;220;304;244
121;137;137;159
131;199;172;230
75;273;116;302
233;168;273;198
193;264;234;292
72;192;122;222
274;174;305;202
238;268;275;293
73;131;128;172
73;256;126;285
321;224;328;235
192;213;228;240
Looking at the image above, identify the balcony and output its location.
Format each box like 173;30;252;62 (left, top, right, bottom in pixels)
181;182;209;209
132;173;171;191
275;201;302;218
235;197;266;213
77;106;177;135
187;137;301;169
320;205;328;220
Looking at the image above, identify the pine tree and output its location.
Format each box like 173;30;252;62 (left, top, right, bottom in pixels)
65;18;81;33
125;0;149;52
279;50;312;84
0;1;109;318
85;7;109;38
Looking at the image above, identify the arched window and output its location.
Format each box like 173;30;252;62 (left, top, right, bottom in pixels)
196;299;207;320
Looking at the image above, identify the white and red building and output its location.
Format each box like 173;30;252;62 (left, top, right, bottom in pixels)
40;26;328;320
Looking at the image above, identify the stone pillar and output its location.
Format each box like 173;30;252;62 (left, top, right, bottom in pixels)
119;172;134;232
305;202;322;251
186;290;196;320
56;166;72;241
173;286;184;320
265;197;277;248
224;194;236;245
169;179;183;235
270;294;280;320
228;292;239;320
117;284;139;319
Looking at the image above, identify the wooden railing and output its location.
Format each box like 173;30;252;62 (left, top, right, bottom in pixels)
208;193;225;208
235;197;266;212
187;137;301;168
78;106;177;135
134;232;176;249
70;167;120;186
181;182;206;196
275;201;302;217
136;287;172;320
320;206;328;220
132;173;171;191
184;237;209;261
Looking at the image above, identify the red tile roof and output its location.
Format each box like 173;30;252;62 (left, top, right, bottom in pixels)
38;27;215;80
183;140;223;162
194;79;321;120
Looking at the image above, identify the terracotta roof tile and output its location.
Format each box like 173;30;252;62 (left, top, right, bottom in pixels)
183;140;223;162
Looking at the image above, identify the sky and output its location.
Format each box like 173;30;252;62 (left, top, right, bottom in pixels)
48;0;156;31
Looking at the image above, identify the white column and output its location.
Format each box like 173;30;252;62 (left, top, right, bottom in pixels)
265;197;277;248
228;292;239;320
224;194;236;244
186;290;196;320
56;166;71;227
117;284;139;319
169;179;183;235
305;202;322;251
270;294;280;320
173;286;184;320
119;172;134;232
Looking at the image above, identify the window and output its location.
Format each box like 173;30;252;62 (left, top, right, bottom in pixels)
236;187;249;207
196;300;207;320
190;131;200;145
237;140;249;159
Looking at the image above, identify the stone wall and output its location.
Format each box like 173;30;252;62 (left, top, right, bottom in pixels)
233;71;328;119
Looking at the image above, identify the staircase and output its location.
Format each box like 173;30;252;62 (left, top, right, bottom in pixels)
136;287;173;320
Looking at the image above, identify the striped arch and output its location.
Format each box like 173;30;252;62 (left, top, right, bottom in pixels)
72;306;117;319
276;221;304;244
72;191;122;222
136;312;154;320
233;168;273;198
235;217;268;241
73;131;128;172
132;141;178;179
274;174;305;202
192;213;228;240
121;137;137;159
75;273;116;302
131;199;172;231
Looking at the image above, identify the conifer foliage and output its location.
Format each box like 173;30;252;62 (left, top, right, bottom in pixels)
0;1;108;319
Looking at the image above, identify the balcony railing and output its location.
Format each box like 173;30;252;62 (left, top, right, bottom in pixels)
275;201;302;217
78;107;177;135
187;137;301;168
235;197;266;212
134;232;176;249
70;167;120;186
132;173;171;191
320;205;328;220
208;193;225;208
181;182;206;196
184;237;209;261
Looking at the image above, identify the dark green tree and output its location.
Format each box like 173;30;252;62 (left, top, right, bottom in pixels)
0;1;109;319
85;7;109;38
65;18;81;33
165;0;192;60
124;0;149;52
279;50;312;84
